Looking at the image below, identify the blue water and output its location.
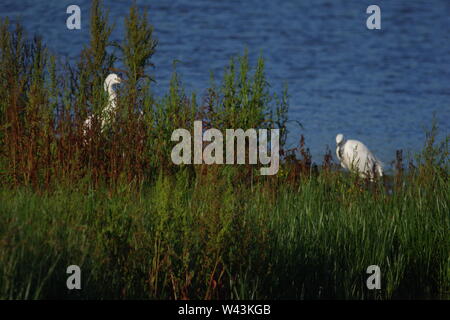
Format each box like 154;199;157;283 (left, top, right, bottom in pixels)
1;0;449;166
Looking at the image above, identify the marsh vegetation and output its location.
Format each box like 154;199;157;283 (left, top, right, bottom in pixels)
0;1;448;299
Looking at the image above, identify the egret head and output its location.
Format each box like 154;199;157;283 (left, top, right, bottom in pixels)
336;133;344;145
104;73;122;92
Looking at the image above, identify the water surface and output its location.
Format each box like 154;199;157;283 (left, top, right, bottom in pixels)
1;0;449;165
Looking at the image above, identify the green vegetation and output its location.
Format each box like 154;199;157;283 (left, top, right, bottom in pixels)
0;1;448;299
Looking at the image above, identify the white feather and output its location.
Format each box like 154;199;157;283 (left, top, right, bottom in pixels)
83;73;122;137
336;133;383;180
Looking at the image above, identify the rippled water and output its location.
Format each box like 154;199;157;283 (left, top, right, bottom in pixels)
1;0;449;165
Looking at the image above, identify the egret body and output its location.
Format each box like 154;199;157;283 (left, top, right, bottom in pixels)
335;133;383;179
83;73;122;135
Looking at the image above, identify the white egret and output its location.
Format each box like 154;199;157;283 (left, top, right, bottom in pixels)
335;133;383;180
83;73;122;135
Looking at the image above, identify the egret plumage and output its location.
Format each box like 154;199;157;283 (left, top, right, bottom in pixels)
335;133;383;180
83;73;122;135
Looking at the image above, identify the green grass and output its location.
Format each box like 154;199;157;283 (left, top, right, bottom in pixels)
0;164;448;299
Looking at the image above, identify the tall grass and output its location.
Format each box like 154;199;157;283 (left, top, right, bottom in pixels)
0;1;448;299
0;158;448;299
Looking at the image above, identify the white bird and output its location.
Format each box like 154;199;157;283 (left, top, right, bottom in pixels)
83;73;122;135
335;133;383;180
